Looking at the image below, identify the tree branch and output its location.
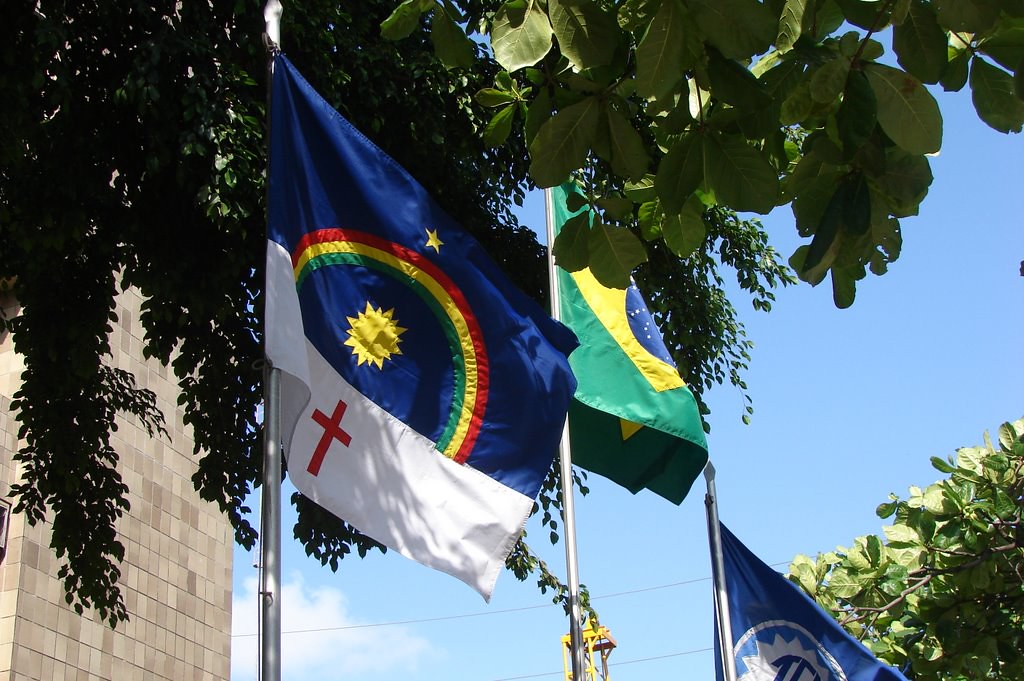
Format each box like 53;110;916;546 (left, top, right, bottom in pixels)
851;0;898;66
840;573;935;625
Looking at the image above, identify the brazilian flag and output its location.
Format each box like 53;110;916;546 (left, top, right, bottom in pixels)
553;184;708;504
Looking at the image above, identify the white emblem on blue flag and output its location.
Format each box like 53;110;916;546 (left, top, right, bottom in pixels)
735;620;848;681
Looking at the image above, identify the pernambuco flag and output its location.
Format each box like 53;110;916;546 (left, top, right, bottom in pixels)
265;55;578;599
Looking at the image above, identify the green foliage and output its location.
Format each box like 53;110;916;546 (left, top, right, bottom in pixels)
2;0;268;625
0;0;540;625
384;0;1024;305
788;418;1024;680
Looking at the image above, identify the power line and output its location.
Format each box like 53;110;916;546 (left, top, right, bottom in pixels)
594;573;710;600
235;601;553;638
232;574;711;638
485;646;715;681
231;561;789;639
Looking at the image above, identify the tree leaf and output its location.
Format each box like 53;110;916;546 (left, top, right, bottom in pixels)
596;195;635;220
877;500;899;518
884;562;910;585
777;0;810;53
688;0;776;59
662;194;706;256
496;70;514;90
871;149;933;217
860;38;885;62
892;0;912;24
922;484;952;515
655;132;704;213
652;86;695;135
381;0;435;40
970;57;1024;133
789;244;825;286
883;524;920;546
566;189;590;212
590;104;613;163
431;7;476;70
617;0;660;32
810;56;851;103
637;199;663;239
707;48;771;109
940;48;970;92
834;0;892;30
793;170;844;237
598;107;647;182
703;132;780;214
847;541;872;570
869;215;900;276
1016;56;1024;100
865;534;884;566
759;55;809;110
790;555;820;596
780;80;815;125
603;104;650;181
864;63;942;155
811;0;846;41
587;216;648;288
624;175;658;203
492;0;554;72
636;0;698;99
548;0;621;70
801;186;843;280
837;69;877;157
935;0;1001;34
483;104;516;147
893;0;949;84
552;211;591;271
525;87;552;145
833;255;867;304
838;30;860;58
997;422;1018;451
827;569;864;599
529;96;601;187
476;88;516;107
977;19;1024;72
842;173;871;235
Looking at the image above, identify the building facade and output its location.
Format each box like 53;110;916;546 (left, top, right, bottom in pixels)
0;287;233;680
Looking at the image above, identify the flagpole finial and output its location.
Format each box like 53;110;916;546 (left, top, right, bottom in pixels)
704;460;717;482
264;0;283;52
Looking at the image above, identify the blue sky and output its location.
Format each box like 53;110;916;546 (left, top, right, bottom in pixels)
231;83;1021;681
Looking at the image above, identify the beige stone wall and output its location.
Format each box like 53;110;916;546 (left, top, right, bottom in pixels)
0;288;233;680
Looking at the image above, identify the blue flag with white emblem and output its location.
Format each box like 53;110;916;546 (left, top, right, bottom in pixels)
715;523;909;681
265;54;578;599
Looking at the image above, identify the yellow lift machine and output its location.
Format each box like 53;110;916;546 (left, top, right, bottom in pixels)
561;621;617;681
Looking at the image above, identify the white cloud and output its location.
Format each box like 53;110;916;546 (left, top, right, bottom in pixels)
231;572;438;681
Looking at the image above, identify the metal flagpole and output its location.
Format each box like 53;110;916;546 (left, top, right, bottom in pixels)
260;366;282;681
261;3;284;681
544;187;586;681
704;461;738;681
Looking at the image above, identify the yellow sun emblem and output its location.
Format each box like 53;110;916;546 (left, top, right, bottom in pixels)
343;302;407;369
